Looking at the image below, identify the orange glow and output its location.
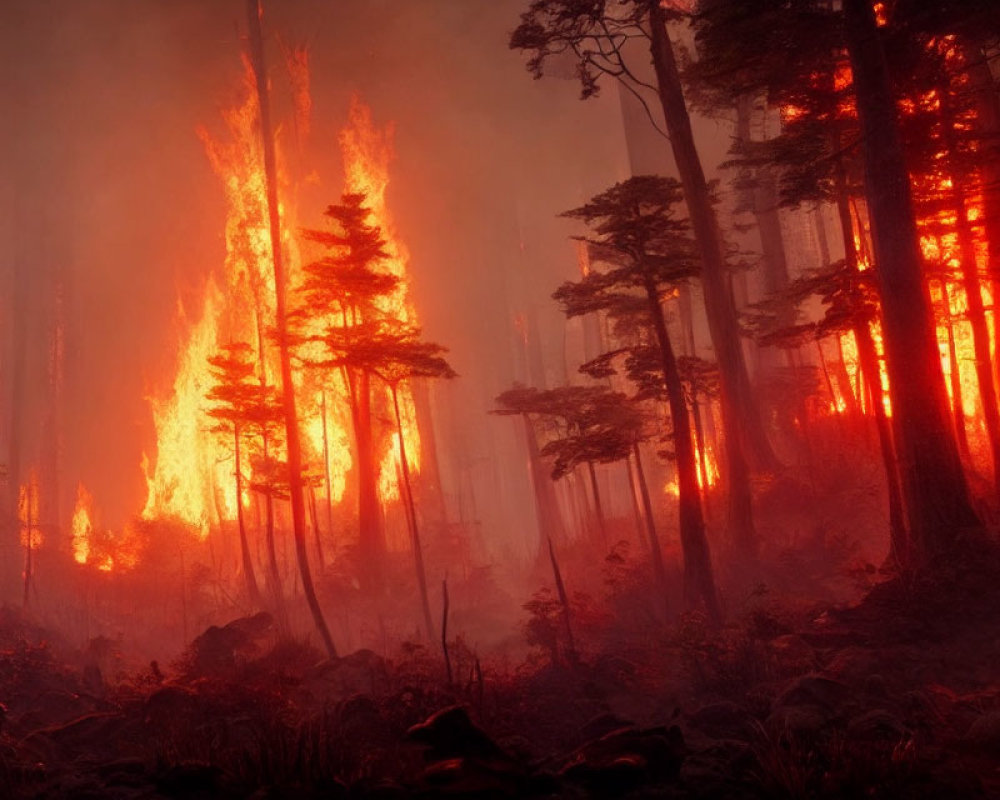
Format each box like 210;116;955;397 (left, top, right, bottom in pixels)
141;56;420;555
71;483;94;565
340;97;422;506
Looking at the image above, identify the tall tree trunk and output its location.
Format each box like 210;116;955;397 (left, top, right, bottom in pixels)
939;282;972;465
953;184;1000;495
320;389;334;545
963;40;1000;362
647;5;768;558
352;370;384;584
247;0;336;657
547;537;578;667
262;492;288;630
585;461;607;547
234;426;263;608
633;443;669;612
736;94;791;382
391;384;434;641
645;279;721;622
522;414;566;553
834;182;909;563
308;486;325;570
855;321;909;566
625;455;648;551
843;0;981;563
648;3;776;477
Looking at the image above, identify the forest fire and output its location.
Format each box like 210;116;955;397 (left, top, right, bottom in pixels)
140;63;422;548
5;1;1000;797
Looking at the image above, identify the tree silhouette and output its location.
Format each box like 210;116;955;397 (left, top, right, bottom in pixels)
511;0;778;494
554;175;720;620
247;0;336;657
306;320;456;640
205;342;266;611
297;192;400;588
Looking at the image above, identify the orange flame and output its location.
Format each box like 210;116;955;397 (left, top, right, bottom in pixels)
142;56;419;554
71;483;94;564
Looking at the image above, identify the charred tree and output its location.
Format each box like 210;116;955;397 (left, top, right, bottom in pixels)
843;0;981;563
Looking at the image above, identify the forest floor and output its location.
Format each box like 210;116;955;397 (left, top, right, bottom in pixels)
3;539;1000;800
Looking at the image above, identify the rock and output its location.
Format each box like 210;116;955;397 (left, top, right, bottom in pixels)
407;706;506;762
965;711;1000;755
185;612;273;677
846;709;906;741
775;674;850;712
765;704;828;741
769;634;817;675
825;646;880;684
560;724;685;795
419;756;527;797
579;712;633;742
306;649;388;699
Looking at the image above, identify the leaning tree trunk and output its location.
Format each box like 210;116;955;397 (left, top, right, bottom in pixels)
352;370;385;586
834;183;909;564
391;383;435;641
939;282;973;466
247;0;336;657
585;461;608;547
645;278;721;623
648;3;777;478
633;443;669;613
843;0;981;564
233;426;263;608
647;4;769;557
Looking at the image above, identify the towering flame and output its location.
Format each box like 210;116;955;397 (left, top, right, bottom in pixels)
141;54;421;552
339;96;422;505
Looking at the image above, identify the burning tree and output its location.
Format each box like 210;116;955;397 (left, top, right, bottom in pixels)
305;321;456;639
511;0;776;556
296;193;400;588
246;0;336;657
204;342;283;613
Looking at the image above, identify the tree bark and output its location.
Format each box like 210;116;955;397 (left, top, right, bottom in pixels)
645;278;721;622
585;461;608;547
648;3;777;477
647;5;768;560
633;443;669;613
352;370;384;586
834;182;909;563
939;282;972;465
247;0;336;656
234;426;263;608
843;0;981;563
392;384;434;641
953;183;1000;495
320;389;334;546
